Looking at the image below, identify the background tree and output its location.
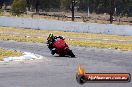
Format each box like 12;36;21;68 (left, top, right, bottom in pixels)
60;0;72;10
0;0;4;9
11;0;27;16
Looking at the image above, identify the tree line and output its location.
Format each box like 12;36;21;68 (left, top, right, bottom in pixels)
0;0;132;23
0;0;132;15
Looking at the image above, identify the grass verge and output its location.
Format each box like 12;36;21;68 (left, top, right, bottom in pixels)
67;40;132;51
1;27;132;41
1;27;132;51
0;48;23;61
0;34;132;51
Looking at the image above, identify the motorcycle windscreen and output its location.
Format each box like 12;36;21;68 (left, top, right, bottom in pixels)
53;38;66;49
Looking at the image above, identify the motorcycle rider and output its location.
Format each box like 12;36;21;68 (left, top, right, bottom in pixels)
47;33;65;55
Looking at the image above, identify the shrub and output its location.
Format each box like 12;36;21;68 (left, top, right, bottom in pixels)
11;0;27;16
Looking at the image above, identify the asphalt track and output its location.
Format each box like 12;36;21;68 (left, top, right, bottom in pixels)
0;40;132;87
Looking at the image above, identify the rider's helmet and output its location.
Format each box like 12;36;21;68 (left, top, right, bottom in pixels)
47;33;54;40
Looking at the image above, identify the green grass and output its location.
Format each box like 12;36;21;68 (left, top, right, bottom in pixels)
0;48;23;61
1;27;132;51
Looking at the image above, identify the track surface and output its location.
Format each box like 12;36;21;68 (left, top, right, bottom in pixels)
0;41;132;87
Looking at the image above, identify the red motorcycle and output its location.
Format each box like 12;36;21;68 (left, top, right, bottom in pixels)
48;38;75;57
